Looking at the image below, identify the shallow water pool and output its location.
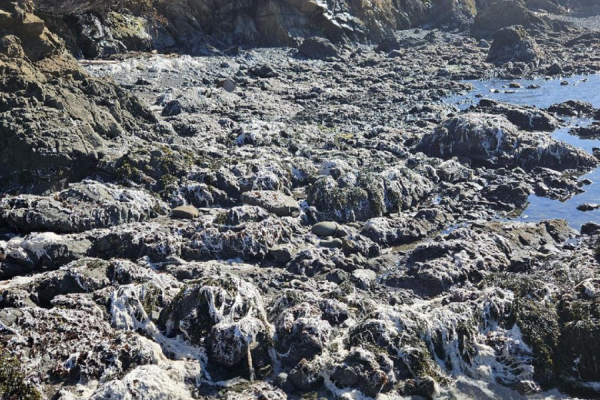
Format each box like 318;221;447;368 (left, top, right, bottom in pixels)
448;74;600;230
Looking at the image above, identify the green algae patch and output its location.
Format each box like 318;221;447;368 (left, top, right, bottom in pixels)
0;347;42;400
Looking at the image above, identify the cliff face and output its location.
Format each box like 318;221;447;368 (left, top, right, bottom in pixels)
29;0;478;55
0;0;156;193
26;0;583;56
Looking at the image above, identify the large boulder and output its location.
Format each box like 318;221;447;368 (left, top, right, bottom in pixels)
474;99;558;131
298;37;339;60
472;0;563;38
307;170;433;223
486;25;543;65
159;276;272;378
416;113;597;171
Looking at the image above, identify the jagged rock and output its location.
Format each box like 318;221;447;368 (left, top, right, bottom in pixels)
269;244;296;263
416;113;597;171
74;11;152;59
271;292;333;367
547;60;562;75
162;99;183;116
0;306;159;390
581;222;600;235
330;348;396;396
1;232;91;279
385;220;573;296
0;34;24;57
250;64;278;78
0;180;167;233
220;206;270;226
159;275;271;378
481;181;531;209
487;26;543;65
186;217;299;261
362;209;453;246
474;99;558;131
307;170;432;223
548;100;596;117
0;1;156;193
570;122;600;139
241;190;299;217
557;279;600;382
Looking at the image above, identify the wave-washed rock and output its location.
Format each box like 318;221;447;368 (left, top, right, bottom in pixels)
2;0;600;398
416;113;597;171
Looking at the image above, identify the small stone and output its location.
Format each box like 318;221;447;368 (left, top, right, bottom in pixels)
312;221;339;237
270;245;296;263
319;238;343;249
218;78;236;92
170;205;199;219
162;100;182;116
352;268;376;282
509;82;522;88
560;80;569;86
478;39;490;49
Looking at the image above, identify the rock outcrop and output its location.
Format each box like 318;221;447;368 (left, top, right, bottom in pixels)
1;0;600;398
473;0;567;38
0;1;156;194
486;25;543;65
416;113;597;171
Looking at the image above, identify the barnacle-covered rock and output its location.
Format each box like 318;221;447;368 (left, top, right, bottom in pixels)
417;114;597;171
0;180;167;233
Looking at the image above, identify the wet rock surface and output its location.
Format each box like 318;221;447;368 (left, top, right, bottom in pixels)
2;0;600;399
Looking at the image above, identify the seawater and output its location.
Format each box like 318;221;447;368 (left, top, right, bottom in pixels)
449;74;600;230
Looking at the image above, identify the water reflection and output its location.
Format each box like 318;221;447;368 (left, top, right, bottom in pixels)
448;74;600;230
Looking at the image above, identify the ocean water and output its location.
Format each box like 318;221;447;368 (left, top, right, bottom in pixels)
448;74;600;230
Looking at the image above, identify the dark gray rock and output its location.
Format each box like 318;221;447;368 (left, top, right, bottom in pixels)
298;37;339;60
417;113;597;171
487;26;543;65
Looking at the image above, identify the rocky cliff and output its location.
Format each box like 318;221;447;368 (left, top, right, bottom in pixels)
0;0;158;193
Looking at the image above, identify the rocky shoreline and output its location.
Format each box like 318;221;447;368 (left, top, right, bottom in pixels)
2;0;600;399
